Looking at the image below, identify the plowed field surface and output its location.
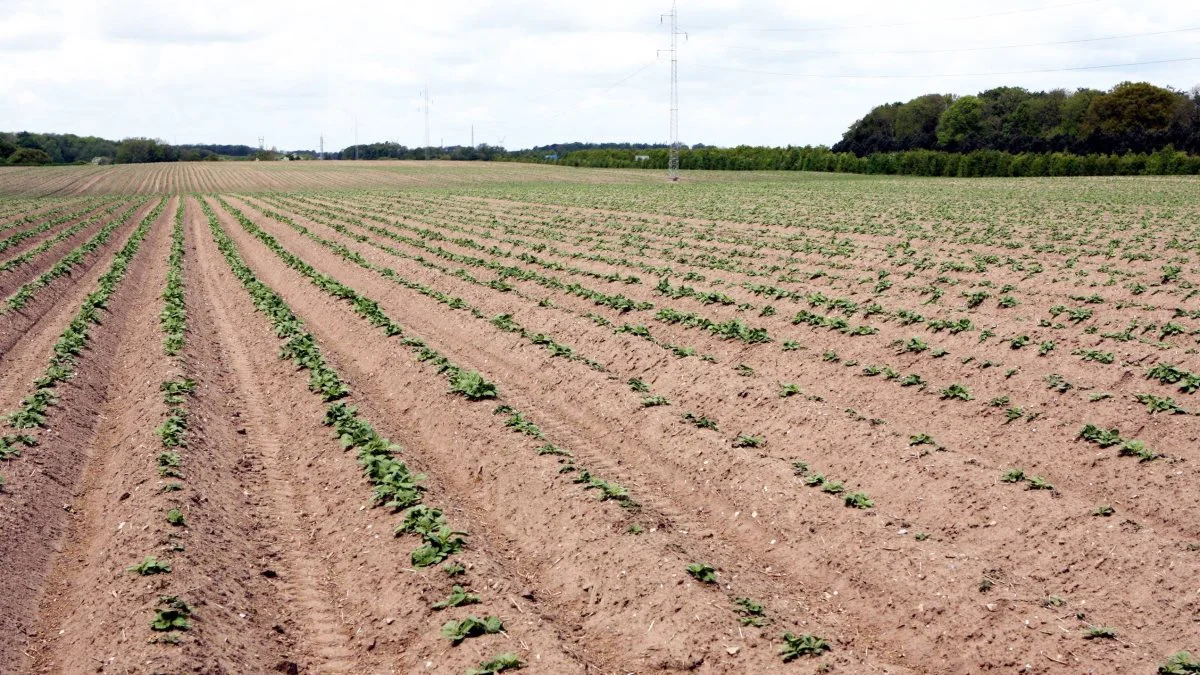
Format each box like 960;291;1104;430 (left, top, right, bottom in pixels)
1;166;1198;674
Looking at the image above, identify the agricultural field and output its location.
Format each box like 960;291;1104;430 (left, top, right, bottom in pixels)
0;162;1198;674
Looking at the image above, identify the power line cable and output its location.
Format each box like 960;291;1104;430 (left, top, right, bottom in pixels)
693;55;1200;80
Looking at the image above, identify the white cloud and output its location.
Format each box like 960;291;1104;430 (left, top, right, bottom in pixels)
0;0;1197;150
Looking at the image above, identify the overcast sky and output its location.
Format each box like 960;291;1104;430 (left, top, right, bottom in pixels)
1;0;1197;151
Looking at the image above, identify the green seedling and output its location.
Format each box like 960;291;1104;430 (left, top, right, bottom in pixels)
820;480;845;494
844;492;874;509
432;585;480;610
467;653;523;675
1027;476;1054;490
734;597;768;626
1083;626;1117;640
128;556;171;575
1001;468;1025;483
682;412;718;430
441;615;503;645
149;596;192;632
940;383;972;401
536;444;571;457
779;633;830;661
686;562;717;584
732;434;766;448
1159;652;1200;674
449;370;498;400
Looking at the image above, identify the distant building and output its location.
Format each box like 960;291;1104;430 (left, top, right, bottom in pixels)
544;153;558;161
634;155;650;162
91;156;110;165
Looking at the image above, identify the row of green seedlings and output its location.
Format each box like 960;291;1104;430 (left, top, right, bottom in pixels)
3;199;147;313
678;399;775;449
277;205;719;412
137;199;197;645
810;354;984;411
402;221;1156;436
305;193;679;282
492;404;638;509
206;198;501;401
1077;424;1162;462
683;561;833;664
999;468;1055;491
428;568;522;674
588;313;714;362
0;198;105;235
654;308;771;344
131;374;198;645
1133;392;1191;415
0;199;110;254
677;403;879;506
266;195;652;314
213;197;401;334
206;196;496;401
201;197;475;557
1094;316;1197;351
628;377;672;409
205;199;518;672
238;199;606;372
1146;362;1200;395
270;193;642;288
790;308;881;337
360;193;1156;364
0;201;125;273
0;198;164;491
791;460;875;509
262;195;631;370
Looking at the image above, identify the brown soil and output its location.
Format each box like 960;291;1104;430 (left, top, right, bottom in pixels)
1;181;1196;674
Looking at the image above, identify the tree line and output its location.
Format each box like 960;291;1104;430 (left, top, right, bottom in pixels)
832;81;1200;156
0;132;262;165
502;145;1200;176
333;142;506;161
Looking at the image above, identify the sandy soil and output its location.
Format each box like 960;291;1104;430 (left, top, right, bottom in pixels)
0;182;1197;674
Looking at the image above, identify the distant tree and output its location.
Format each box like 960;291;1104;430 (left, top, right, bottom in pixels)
1085;82;1178;137
937;96;984;149
894;94;951;150
7;147;53;165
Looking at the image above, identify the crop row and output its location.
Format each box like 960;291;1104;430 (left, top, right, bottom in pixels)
0;201;126;274
237;198;607;372
235;196;858;664
0;199;108;254
135;198;199;644
357;192;1198;357
212;197;649;521
3;199;147;313
200;197;526;665
0;198;165;489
